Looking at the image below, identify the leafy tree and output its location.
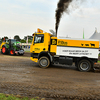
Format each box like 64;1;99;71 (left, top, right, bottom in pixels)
2;36;8;41
0;38;2;43
24;36;27;41
28;36;33;40
28;39;32;43
24;36;33;40
14;35;21;41
20;39;26;43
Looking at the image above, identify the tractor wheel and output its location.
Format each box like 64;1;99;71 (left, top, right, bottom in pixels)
38;56;50;68
9;49;15;56
1;46;7;54
77;59;92;72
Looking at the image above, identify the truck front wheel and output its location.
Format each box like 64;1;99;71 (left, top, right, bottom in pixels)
38;56;50;68
78;59;92;72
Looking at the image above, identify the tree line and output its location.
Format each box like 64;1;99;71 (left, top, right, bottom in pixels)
0;35;33;43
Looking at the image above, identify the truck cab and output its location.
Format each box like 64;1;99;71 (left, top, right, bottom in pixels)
30;29;52;62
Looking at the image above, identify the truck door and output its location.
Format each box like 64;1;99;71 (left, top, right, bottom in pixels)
32;34;44;53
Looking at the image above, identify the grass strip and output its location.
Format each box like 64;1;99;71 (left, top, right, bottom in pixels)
98;61;100;63
0;93;45;100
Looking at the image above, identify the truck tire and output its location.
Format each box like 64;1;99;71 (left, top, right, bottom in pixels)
77;59;92;72
9;49;15;56
1;46;7;54
38;56;50;68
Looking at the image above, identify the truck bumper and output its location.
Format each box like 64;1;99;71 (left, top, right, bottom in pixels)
30;57;38;63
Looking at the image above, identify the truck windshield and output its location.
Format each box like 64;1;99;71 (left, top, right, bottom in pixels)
34;34;44;43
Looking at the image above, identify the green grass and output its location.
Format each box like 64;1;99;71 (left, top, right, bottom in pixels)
98;61;100;63
25;51;30;53
0;93;43;100
98;54;100;62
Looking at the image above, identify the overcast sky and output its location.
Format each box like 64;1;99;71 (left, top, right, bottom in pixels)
0;0;100;39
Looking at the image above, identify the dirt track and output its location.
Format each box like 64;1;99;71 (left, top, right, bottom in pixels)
0;53;100;100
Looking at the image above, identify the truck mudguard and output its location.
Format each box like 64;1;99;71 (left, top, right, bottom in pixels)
38;51;53;62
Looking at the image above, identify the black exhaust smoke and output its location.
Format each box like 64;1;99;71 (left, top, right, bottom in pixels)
55;0;84;36
55;0;73;36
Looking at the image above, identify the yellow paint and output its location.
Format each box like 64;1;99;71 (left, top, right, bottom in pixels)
37;28;43;33
0;42;6;49
57;39;99;48
50;37;57;53
30;57;38;62
30;35;34;53
50;45;57;53
30;32;52;53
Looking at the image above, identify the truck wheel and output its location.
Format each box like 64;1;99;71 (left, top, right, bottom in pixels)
1;46;7;54
38;56;50;68
9;49;15;56
78;59;92;72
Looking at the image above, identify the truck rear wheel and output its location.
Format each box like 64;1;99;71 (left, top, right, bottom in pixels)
38;56;50;68
78;59;92;72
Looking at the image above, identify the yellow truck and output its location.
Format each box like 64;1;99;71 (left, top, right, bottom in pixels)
30;29;99;72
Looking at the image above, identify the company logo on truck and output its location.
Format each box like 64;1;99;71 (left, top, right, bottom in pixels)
81;43;95;47
58;40;68;46
90;43;95;47
35;48;40;51
51;39;57;45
